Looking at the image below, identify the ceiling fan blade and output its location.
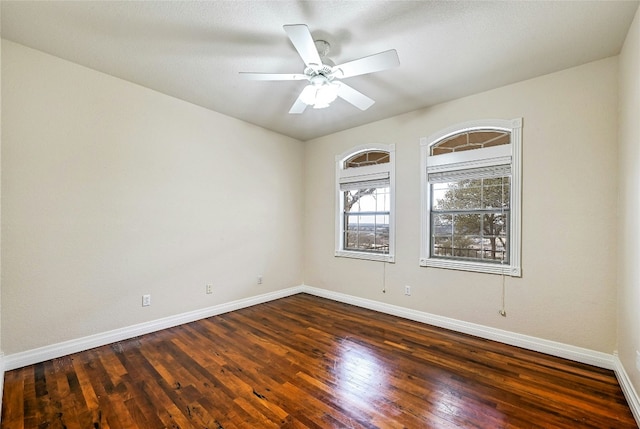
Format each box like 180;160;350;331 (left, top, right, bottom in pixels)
289;92;308;114
337;82;375;111
283;24;322;67
333;49;400;79
239;72;307;81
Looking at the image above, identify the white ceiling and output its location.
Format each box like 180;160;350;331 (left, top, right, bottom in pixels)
2;1;638;141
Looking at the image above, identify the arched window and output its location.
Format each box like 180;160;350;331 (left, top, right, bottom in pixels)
336;144;395;262
420;119;522;276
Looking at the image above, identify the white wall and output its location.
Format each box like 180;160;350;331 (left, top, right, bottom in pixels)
304;57;619;354
618;5;640;400
1;40;304;355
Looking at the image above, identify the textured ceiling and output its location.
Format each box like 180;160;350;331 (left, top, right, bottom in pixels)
2;1;638;141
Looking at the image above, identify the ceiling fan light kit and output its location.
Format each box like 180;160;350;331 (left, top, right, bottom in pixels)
240;24;399;114
300;77;339;109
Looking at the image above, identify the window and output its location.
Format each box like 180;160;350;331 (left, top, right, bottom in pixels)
336;145;395;262
420;119;522;276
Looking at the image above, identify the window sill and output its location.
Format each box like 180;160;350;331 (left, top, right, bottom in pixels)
335;250;395;263
419;257;521;277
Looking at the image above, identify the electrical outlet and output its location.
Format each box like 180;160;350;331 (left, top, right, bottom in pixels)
142;294;151;307
404;285;411;296
257;275;263;285
636;351;640;372
206;284;213;294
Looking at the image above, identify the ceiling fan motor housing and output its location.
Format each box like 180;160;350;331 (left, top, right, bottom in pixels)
305;63;334;78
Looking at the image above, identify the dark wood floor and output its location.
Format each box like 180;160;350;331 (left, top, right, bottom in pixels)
2;293;636;428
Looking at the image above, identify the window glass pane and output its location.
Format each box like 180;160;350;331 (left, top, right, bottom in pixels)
451;238;481;259
432;177;509;211
431;212;509;263
454;213;481;235
479;237;507;262
433;236;453;257
374;215;390;253
343;186;390;254
432;213;452;235
483;213;508;236
430;130;510;156
344;187;390;213
375;214;389;227
375;188;390;211
431;183;452;210
344;150;390;168
344;213;389;253
452;179;482;209
432;180;485;210
482;177;510;209
430;175;510;264
502;181;510;209
484;213;508;262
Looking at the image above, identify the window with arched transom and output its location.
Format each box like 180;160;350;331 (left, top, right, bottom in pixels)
420;119;522;276
335;144;395;262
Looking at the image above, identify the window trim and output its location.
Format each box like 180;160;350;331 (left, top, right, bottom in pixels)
420;119;522;276
336;144;396;263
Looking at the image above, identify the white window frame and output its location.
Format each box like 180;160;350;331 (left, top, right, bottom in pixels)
336;144;396;263
420;119;522;276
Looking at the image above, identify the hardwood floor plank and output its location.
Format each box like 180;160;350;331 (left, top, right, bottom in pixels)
2;294;637;428
2;369;25;429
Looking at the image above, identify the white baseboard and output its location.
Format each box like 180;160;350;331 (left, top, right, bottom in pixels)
299;285;615;369
613;354;640;427
3;286;303;371
1;284;617;372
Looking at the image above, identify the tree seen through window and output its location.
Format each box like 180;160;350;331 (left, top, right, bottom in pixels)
431;176;509;262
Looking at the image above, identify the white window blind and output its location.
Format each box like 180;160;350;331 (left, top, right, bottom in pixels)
428;164;511;183
339;172;390;191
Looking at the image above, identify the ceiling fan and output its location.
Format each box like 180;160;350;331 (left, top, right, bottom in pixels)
239;24;400;114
